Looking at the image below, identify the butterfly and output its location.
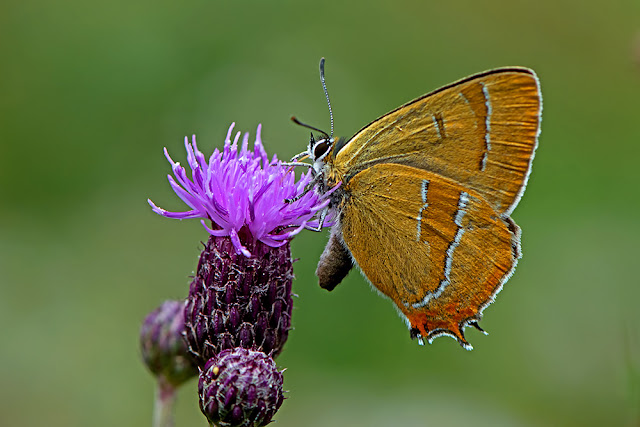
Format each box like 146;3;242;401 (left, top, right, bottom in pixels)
288;58;541;350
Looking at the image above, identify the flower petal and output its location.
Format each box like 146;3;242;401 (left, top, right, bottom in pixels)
229;228;252;257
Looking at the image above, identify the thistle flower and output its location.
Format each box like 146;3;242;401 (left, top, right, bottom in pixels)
148;123;329;257
148;124;325;425
199;348;284;427
149;124;330;365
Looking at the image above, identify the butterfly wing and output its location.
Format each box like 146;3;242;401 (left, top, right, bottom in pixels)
331;68;541;215
338;163;521;349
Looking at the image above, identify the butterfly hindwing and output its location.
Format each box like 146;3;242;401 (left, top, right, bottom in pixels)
338;163;521;349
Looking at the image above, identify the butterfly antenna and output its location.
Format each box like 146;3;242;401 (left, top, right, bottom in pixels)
291;116;329;139
319;57;334;138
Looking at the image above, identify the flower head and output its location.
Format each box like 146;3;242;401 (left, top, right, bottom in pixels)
149;123;329;257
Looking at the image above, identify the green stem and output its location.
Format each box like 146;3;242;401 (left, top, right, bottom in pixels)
153;377;177;427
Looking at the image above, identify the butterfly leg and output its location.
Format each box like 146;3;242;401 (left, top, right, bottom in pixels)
301;204;331;232
281;161;314;170
289;151;310;162
284;171;323;204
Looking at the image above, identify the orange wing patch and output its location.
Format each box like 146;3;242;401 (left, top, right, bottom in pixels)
339;163;521;349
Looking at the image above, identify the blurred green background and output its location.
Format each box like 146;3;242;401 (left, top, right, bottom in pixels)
1;0;639;425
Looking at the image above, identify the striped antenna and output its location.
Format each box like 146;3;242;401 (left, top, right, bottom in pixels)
319;58;334;138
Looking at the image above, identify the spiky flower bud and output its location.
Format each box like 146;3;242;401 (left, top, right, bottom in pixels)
140;299;197;387
199;348;284;427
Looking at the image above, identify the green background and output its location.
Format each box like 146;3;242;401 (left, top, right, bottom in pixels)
1;0;639;425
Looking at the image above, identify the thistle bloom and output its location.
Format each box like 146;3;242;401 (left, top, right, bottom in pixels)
148;123;329;257
148;123;330;364
147;124;324;425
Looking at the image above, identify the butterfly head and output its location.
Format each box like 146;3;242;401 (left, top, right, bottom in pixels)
309;132;334;161
291;115;335;173
303;132;332;177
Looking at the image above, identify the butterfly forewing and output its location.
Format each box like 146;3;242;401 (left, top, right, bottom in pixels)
331;68;541;215
339;163;520;348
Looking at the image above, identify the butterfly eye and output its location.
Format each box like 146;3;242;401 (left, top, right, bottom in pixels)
313;140;330;159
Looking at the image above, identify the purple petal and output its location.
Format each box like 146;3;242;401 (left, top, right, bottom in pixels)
200;220;230;237
229;228;252;257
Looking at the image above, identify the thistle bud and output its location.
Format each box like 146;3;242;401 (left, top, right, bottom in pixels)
199;348;284;427
140;299;197;387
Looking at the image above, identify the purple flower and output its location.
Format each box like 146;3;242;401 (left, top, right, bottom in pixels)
148;123;330;257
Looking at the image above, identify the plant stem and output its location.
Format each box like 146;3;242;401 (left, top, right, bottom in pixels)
153;377;177;427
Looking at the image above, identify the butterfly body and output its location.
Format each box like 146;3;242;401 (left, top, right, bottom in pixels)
301;63;541;350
